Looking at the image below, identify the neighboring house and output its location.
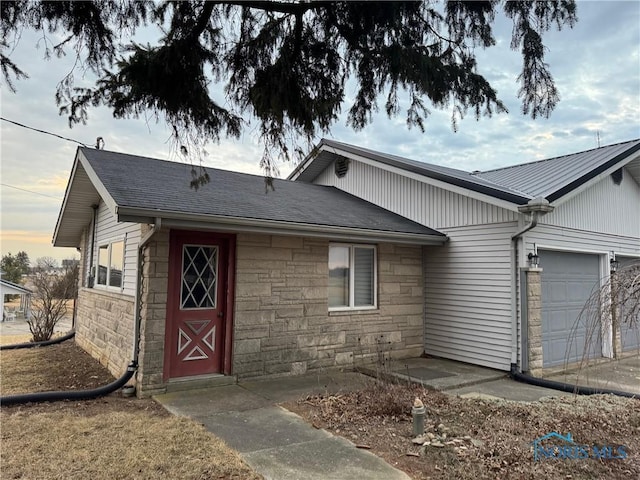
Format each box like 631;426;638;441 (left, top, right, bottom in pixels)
0;276;32;320
290;139;640;374
53;139;640;395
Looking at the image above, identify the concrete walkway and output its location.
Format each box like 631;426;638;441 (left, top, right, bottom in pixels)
378;357;572;401
154;357;638;479
155;372;410;480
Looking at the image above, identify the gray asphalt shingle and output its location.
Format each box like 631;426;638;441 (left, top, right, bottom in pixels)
80;148;444;237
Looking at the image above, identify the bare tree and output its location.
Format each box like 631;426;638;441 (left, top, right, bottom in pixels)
570;262;640;370
35;256;58;270
611;263;640;354
27;258;78;342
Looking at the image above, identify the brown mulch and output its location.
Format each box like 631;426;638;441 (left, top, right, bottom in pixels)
285;381;640;480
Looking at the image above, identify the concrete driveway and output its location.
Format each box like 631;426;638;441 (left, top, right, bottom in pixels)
544;354;640;395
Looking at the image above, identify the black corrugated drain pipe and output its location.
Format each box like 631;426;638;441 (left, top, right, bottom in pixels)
1;362;137;406
510;363;638;399
0;330;76;351
0;219;162;407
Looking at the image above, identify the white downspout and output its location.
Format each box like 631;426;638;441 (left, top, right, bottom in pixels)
510;198;554;369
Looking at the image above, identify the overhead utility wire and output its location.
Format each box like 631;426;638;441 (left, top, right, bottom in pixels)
0;183;62;199
1;117;89;147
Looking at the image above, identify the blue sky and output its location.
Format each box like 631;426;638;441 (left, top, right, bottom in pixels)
1;1;639;262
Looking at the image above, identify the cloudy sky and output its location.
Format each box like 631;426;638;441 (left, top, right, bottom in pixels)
1;1;639;263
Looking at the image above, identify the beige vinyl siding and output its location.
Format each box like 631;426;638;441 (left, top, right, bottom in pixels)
544;167;640;237
93;201;141;296
315;159;517;228
424;222;517;370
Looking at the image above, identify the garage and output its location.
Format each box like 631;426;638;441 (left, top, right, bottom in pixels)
617;257;640;352
539;250;603;367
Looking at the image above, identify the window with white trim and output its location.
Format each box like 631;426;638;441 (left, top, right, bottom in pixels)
328;244;376;310
96;240;124;289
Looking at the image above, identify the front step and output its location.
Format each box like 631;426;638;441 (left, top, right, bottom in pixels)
165;374;237;393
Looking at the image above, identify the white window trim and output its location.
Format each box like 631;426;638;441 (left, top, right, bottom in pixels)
328;243;377;312
95;238;125;292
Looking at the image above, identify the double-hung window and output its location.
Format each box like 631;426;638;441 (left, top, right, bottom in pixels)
97;240;124;289
328;244;376;310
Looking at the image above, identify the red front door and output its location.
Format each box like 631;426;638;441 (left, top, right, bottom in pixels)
165;231;228;379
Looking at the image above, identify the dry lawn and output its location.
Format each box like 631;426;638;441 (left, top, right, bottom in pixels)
0;342;261;480
0;332;66;346
0;334;32;346
287;382;640;480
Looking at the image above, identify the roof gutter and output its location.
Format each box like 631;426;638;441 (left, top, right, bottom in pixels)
116;208;448;246
510;198;554;367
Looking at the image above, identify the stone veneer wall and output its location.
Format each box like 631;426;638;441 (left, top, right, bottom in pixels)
525;268;543;376
75;288;135;378
121;229;423;395
136;228;170;395
233;234;424;378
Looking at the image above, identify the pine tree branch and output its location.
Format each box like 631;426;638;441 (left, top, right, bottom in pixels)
214;0;333;16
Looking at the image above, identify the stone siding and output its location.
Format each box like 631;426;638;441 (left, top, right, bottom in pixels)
233;234;424;378
136;228;170;395
75;227;424;394
525;268;543;376
76;288;135;378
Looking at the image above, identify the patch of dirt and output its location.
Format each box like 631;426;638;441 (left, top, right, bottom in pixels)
285;381;640;479
1;341;117;395
0;341;261;480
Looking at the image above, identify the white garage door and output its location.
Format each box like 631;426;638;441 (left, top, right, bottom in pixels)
617;257;640;352
540;250;602;367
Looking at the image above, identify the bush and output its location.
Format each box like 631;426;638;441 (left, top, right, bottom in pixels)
27;263;78;342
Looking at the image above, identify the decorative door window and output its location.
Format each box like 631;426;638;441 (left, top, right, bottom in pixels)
180;245;218;309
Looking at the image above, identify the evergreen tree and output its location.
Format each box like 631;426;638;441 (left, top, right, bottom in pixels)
1;251;31;284
1;1;577;178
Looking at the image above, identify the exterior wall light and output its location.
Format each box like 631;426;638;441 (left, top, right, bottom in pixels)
610;253;619;273
527;252;539;267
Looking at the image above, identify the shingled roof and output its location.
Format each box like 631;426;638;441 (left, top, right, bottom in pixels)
53;148;447;247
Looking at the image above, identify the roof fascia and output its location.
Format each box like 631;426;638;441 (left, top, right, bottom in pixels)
287;143;319;180
549;146;640;208
0;279;32;294
77;150;119;215
320;145;522;212
52;149;82;245
116;207;448;246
